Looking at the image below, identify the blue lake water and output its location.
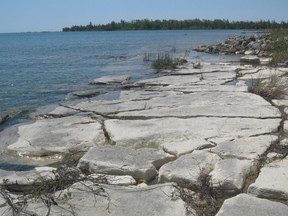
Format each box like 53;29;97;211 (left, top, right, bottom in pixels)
0;30;248;115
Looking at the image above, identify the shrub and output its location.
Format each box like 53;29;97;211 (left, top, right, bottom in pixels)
152;53;188;70
269;29;288;65
248;74;287;100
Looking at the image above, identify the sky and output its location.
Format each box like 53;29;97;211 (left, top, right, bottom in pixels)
0;0;288;33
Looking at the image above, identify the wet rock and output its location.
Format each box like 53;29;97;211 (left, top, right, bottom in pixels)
71;90;105;98
158;150;221;188
78;146;175;181
248;157;288;201
0;115;105;157
0;113;9;124
216;193;288;216
90;75;131;85
28;104;78;119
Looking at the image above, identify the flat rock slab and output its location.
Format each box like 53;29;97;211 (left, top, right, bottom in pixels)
78;146;175;181
15;183;188;216
90;75;131;85
158;150;221;189
210;159;256;195
272;99;288;107
0;115;105;157
105;117;281;149
240;55;260;64
248;157;288;200
208;135;278;160
216;193;288;216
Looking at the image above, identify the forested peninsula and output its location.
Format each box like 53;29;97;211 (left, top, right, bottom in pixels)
63;19;288;32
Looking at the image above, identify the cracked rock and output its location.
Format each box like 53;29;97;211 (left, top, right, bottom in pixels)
78;146;175;181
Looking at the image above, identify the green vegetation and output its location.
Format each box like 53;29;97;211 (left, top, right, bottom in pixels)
151;53;188;70
248;74;287;101
63;19;288;32
269;29;288;65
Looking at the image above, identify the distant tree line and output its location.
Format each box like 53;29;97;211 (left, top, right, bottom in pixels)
62;19;288;32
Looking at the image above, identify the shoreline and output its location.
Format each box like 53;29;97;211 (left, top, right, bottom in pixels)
1;33;288;215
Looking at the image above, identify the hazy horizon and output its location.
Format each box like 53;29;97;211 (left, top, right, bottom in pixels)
1;0;288;33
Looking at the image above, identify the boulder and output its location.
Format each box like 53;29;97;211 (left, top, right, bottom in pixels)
14;183;189;216
105;118;280;149
0;114;105;157
90;75;131;85
248;157;288;200
216;193;288;216
78;146;175;181
158;150;221;189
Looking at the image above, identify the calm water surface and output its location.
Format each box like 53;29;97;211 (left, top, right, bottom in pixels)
0;30;248;114
0;30;251;169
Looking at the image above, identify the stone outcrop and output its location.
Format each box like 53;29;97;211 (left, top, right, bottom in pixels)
90;75;131;85
0;61;287;215
194;34;271;57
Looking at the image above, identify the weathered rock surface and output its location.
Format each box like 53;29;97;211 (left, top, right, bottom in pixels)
210;159;256;195
90;75;131;85
78;146;175;181
208;135;278;160
105;118;280;148
0;114;105;157
9;183;189;216
248;157;288;200
216;193;288;216
158;150;221;188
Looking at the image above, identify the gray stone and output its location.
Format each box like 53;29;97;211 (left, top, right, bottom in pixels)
78;146;175;181
158;150;221;188
283;121;288;133
248;157;288;200
210;159;256;194
216;193;288;216
161;139;215;157
19;183;188;216
0;115;105;157
208;135;278;160
90;75;131;85
272;99;288;107
105;118;280;149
